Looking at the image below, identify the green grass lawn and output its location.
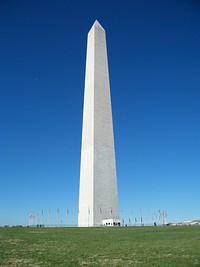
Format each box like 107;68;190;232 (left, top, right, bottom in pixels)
0;226;200;266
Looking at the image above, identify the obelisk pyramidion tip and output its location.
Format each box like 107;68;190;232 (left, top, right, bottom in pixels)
92;20;104;31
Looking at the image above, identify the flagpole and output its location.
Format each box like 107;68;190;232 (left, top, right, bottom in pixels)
146;209;148;226
120;209;123;226
148;209;150;226
33;212;35;225
41;210;43;225
56;208;59;227
154;209;157;226
48;209;50;226
140;208;143;226
36;211;38;226
130;209;133;226
66;209;69;227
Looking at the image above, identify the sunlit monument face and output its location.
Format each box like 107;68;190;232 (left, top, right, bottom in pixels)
78;21;119;227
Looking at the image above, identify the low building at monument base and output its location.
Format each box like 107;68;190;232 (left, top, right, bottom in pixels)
102;219;120;226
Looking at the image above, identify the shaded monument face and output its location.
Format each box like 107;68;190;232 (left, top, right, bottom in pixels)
78;21;119;227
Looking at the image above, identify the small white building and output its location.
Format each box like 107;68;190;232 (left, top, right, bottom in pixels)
102;219;120;226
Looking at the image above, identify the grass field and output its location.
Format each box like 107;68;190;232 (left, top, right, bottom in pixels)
0;226;200;267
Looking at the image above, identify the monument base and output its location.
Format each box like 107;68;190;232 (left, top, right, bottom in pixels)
102;219;121;226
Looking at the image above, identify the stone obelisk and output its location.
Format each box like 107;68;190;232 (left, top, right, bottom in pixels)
78;20;119;227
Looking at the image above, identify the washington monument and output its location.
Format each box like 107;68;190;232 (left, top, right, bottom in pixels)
78;21;119;227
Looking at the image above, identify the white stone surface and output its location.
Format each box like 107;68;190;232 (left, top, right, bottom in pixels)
78;20;119;227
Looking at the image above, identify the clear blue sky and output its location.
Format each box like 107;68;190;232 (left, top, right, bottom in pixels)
1;0;199;226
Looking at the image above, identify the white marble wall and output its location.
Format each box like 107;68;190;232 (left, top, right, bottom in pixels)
78;21;119;227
